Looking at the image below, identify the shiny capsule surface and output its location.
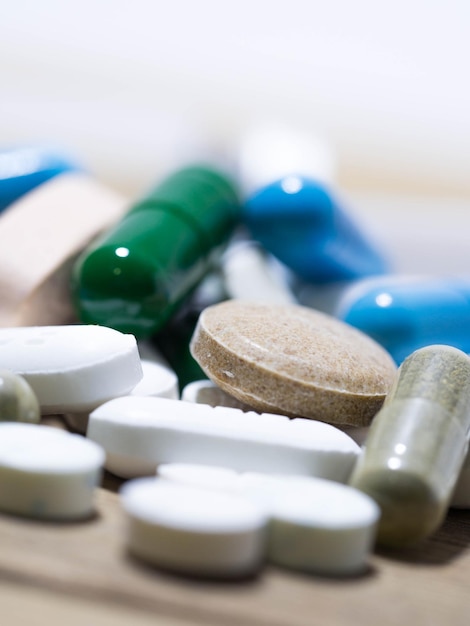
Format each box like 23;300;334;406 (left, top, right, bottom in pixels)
349;345;470;547
72;166;241;338
336;275;470;364
243;176;388;283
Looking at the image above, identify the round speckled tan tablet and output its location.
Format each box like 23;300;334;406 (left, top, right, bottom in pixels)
189;301;397;426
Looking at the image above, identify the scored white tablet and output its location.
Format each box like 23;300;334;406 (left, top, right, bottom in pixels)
0;423;105;520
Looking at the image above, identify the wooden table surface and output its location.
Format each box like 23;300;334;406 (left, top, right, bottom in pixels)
2;419;469;626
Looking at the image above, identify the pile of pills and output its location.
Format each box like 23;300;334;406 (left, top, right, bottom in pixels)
0;129;469;580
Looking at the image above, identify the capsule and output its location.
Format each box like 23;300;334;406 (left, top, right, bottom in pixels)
336;275;470;364
0;370;40;424
72;166;241;338
0;145;78;212
243;177;388;283
349;345;470;547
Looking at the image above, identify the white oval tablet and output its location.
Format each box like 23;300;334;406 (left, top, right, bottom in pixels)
120;477;267;577
0;423;104;520
157;463;239;491
87;396;360;479
0;325;143;413
66;358;178;434
238;473;380;576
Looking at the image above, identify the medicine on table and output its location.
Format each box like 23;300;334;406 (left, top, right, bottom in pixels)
190;300;397;426
0;172;128;326
335;274;470;364
349;344;470;546
0;423;104;520
157;464;379;576
87;396;360;480
0;369;40;423
0;145;78;213
0;325;142;413
242;176;388;283
120;477;267;578
66;357;179;434
72;166;241;338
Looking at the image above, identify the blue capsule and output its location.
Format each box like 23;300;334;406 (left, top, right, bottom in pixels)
242;176;388;283
0;145;79;212
336;275;470;364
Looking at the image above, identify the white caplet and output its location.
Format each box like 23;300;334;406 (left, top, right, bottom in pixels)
0;423;104;520
157;463;379;576
0;325;143;413
120;477;267;578
87;396;360;479
66;358;178;434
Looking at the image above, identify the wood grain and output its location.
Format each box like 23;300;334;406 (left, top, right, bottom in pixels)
1;480;469;626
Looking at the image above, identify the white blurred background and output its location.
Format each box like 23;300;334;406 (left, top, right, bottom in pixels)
1;0;470;201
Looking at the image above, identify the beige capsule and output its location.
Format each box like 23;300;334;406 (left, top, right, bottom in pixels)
189;300;397;426
0;369;40;423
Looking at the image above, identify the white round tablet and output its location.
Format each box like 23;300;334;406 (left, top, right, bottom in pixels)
239;474;380;576
0;423;104;520
157;463;239;491
120;478;267;578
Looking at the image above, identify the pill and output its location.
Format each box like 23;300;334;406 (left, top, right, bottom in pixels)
152;272;227;388
157;464;379;575
221;240;296;305
0;325;142;413
120;477;267;578
451;449;470;508
0;172;128;326
243;177;388;284
87;396;360;479
336;274;470;364
235;123;336;197
0;423;104;520
181;379;253;410
72;166;241;338
0;145;78;212
66;357;179;434
349;345;470;546
190;300;397;426
0;369;40;423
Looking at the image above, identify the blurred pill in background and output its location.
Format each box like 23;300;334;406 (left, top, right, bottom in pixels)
0;145;80;212
335;275;470;364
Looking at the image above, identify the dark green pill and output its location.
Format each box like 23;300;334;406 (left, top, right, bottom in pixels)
72;166;241;338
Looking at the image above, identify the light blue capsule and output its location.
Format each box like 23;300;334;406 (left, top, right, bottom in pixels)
242;176;388;283
0;145;79;212
336;275;470;364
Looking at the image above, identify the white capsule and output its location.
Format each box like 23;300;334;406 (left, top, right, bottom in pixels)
236;123;336;197
0;325;143;413
156;463;379;576
0;423;104;520
221;240;296;305
87;396;360;480
120;477;267;578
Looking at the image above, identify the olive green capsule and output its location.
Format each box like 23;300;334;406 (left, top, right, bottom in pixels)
0;370;40;423
349;345;470;547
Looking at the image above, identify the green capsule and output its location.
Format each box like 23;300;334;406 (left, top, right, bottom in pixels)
0;370;40;424
72;166;241;338
349;345;470;547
